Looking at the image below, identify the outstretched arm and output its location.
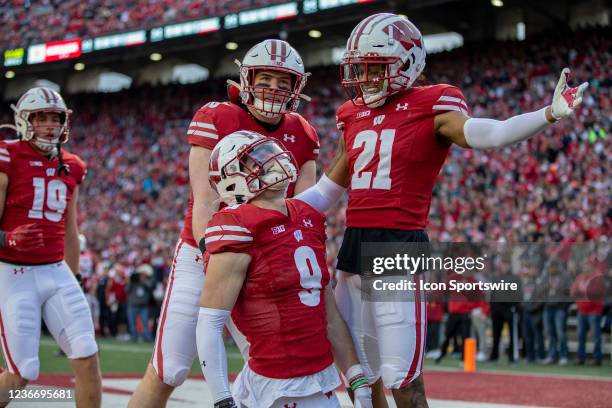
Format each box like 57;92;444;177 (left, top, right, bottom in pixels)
435;68;588;149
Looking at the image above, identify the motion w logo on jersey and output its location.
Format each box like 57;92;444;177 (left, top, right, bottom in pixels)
373;114;385;126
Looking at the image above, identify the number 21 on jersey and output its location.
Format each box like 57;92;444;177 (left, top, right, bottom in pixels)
28;177;67;222
351;129;395;190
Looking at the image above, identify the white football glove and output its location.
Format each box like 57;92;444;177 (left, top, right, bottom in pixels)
550;68;589;121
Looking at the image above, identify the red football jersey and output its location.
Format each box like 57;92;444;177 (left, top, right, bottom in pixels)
205;198;333;379
181;101;320;247
336;84;469;230
0;140;86;264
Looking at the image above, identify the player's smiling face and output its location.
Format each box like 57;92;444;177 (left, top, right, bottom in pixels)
253;70;293;102
358;63;386;95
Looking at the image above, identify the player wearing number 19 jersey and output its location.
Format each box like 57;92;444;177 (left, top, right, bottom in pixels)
0;87;101;407
297;12;589;408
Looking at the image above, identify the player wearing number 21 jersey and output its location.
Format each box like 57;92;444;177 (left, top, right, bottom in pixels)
0;87;101;407
196;131;372;408
297;12;588;408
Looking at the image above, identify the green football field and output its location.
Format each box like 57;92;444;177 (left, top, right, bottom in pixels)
2;335;611;378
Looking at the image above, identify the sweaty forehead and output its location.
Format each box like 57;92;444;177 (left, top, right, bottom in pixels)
254;70;292;82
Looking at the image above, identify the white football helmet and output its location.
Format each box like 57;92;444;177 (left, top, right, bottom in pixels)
233;39;310;118
10;86;71;152
209;130;298;205
341;13;426;107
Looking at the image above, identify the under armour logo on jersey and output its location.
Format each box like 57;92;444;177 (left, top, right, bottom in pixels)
357;110;371;119
201;360;206;367
302;219;313;228
283;403;296;408
13;267;25;275
30;161;43;167
195;254;203;263
294;230;303;242
283;134;296;143
373;114;385;126
271;224;286;235
396;103;409;111
46;168;56;177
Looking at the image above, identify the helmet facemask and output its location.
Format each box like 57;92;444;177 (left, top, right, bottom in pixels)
232;139;297;195
12;108;70;154
341;55;401;107
210;135;298;205
238;63;307;119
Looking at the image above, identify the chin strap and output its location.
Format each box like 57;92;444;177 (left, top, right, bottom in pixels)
56;142;70;175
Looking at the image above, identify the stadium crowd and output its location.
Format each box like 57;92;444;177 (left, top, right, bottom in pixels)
0;27;610;363
1;0;288;49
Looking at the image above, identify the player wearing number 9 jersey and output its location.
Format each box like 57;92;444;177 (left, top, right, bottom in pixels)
196;131;372;408
0;87;101;407
129;40;321;408
297;13;589;408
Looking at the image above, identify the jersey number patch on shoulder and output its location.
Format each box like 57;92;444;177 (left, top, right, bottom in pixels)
294;245;323;307
28;177;67;222
351;129;395;190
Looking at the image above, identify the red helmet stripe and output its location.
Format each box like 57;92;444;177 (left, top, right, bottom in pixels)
280;41;287;63
352;14;397;51
270;40;277;61
349;13;379;51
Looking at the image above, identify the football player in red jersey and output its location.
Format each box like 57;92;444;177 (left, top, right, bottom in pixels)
129;39;320;407
197;131;371;408
0;87;101;407
296;13;589;408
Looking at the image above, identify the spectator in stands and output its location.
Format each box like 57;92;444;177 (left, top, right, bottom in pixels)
93;261;111;337
106;265;128;339
436;271;485;363
425;297;444;359
489;257;522;363
521;265;547;363
126;264;154;342
571;264;605;365
543;260;571;365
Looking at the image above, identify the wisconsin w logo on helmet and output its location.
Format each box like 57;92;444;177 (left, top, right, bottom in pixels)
381;20;422;52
